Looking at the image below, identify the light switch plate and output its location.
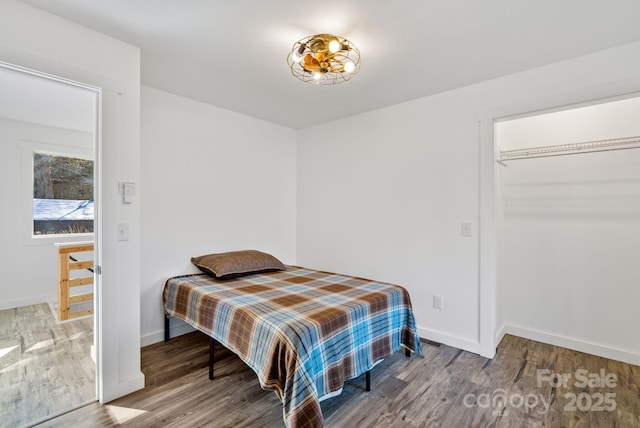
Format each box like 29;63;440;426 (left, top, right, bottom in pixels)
461;222;472;237
119;182;136;204
118;222;129;241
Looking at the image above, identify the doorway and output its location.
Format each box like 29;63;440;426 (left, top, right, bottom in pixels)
0;62;101;426
494;95;640;365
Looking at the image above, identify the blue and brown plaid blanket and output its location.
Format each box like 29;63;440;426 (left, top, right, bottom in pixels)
163;266;423;428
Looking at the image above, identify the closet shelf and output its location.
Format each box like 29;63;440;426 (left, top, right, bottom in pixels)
499;135;640;162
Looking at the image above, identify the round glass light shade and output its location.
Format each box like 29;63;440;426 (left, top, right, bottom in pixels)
344;61;355;73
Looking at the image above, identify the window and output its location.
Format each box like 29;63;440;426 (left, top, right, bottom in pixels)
32;152;94;235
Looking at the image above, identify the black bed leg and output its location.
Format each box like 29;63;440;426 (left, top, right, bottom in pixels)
209;338;214;380
365;370;371;391
405;348;410;357
164;315;170;342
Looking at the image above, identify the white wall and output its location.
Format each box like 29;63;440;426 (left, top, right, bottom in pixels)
297;96;480;351
0;65;95;133
496;97;640;365
0;0;143;402
139;86;297;345
0;118;92;309
297;40;640;356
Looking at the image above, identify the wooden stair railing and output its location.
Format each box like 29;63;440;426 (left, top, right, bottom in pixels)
57;242;94;321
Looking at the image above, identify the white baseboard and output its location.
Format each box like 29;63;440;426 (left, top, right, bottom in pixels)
0;295;52;311
417;325;480;355
140;319;196;347
504;324;640;367
495;323;507;347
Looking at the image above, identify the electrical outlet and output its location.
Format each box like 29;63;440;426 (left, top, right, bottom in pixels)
433;294;443;310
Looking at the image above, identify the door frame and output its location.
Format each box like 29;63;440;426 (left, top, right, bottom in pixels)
477;76;640;358
0;60;103;404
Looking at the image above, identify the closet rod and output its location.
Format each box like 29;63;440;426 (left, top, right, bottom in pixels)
499;135;640;162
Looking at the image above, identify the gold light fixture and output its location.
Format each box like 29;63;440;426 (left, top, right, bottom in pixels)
287;33;360;85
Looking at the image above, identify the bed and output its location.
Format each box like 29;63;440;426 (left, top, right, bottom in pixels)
163;252;423;428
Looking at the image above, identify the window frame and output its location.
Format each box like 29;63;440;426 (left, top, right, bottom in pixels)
22;140;94;245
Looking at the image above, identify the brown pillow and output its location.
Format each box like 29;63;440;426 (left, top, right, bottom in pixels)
191;250;286;279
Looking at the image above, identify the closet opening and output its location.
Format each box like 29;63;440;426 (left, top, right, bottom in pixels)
494;95;640;366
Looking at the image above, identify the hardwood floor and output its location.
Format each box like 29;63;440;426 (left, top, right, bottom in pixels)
38;333;640;427
0;304;94;428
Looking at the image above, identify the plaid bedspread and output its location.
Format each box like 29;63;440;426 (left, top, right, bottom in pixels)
163;266;423;428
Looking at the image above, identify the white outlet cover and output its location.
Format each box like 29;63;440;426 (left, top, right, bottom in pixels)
433;294;443;309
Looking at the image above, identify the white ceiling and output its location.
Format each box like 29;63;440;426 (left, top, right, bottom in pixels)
18;0;640;129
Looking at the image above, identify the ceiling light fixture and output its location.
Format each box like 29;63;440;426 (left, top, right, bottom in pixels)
287;33;360;85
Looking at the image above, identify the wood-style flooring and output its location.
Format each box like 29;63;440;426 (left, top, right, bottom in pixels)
37;332;640;427
0;304;94;428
